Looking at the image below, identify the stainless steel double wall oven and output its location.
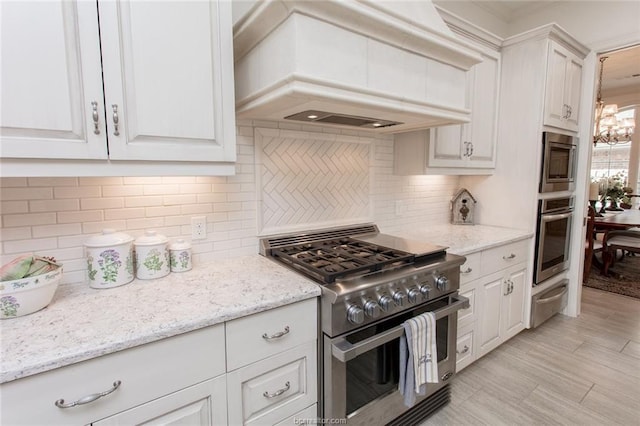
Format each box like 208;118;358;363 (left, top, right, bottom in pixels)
261;225;468;425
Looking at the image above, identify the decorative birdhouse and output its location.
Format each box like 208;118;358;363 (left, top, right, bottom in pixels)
451;188;477;225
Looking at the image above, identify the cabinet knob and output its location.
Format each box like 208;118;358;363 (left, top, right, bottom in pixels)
457;345;470;354
503;253;516;260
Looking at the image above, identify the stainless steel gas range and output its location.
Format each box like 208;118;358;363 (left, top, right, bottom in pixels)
260;224;468;425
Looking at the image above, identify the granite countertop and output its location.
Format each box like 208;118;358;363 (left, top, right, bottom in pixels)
380;223;533;255
0;255;320;384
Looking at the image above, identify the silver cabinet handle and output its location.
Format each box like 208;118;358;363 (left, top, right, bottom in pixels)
55;380;121;408
503;253;516;260
91;101;100;135
461;267;472;274
469;142;474;157
457;345;470;354
504;279;512;296
112;104;120;136
262;326;290;340
263;381;290;399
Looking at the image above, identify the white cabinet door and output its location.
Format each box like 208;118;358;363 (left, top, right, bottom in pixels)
477;271;504;356
97;0;235;162
93;376;227;426
0;1;107;159
501;265;527;340
543;41;582;132
429;48;498;169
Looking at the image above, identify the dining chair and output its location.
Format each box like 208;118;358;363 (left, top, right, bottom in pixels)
583;205;604;283
602;228;640;276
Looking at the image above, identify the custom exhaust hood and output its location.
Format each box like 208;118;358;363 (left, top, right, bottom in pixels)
233;0;484;133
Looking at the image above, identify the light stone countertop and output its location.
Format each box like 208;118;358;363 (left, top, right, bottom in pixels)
0;255;320;384
380;223;534;256
0;224;531;384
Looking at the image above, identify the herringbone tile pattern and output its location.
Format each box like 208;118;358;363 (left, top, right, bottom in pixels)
256;129;371;234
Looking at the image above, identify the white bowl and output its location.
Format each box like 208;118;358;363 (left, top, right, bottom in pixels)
0;267;63;319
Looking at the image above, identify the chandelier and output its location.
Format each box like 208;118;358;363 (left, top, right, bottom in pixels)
593;56;635;146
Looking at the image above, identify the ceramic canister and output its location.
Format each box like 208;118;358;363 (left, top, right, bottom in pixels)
168;239;192;272
84;229;135;289
134;230;170;280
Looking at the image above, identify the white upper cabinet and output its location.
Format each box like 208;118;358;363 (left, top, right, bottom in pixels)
394;24;500;175
1;0;236;176
428;45;500;170
543;40;583;132
0;1;106;159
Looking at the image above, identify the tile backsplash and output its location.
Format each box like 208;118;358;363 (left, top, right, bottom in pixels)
0;121;459;285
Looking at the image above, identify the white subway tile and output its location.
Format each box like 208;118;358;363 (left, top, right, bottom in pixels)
213;239;242;250
3;212;56;227
60;270;85;285
28;177;78;187
54;186;100;199
0;227;32;241
195;176;226;184
82;220;127;234
165;216;190;227
104;208;146;220
197;193;226;203
0;201;28;214
44;247;84;261
179;184;212;194
124;196;163;208
0;187;53;201
213;183;241;193
81;198;124;210
144;184;180;195
162;176;196;184
30;199;80;213
32;223;82;238
123;177;162;185
163;194;197;206
213;202;242;213
58;234;93;249
237;125;254;136
102;185;144;197
0;178;28;187
79;177;124;186
58;210;104;224
125;217;164;230
3;237;58;254
180;204;213;215
145;206;182;217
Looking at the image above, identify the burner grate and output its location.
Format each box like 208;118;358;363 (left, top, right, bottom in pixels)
272;237;415;283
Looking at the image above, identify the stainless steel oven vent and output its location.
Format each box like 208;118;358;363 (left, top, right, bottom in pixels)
284;110;403;129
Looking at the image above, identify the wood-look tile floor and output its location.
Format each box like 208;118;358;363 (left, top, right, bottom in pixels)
422;287;640;426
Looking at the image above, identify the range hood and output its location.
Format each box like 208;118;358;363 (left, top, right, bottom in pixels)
233;0;483;133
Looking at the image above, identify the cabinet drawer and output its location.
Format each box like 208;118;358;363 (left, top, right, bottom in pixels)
227;341;317;426
459;251;481;285
456;325;475;371
457;284;476;328
275;403;318;425
0;325;225;426
226;298;317;371
481;239;530;275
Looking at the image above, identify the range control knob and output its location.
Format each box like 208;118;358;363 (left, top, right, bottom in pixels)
407;287;421;303
378;294;394;312
346;304;364;324
435;275;450;291
392;291;407;307
363;300;381;318
419;284;432;298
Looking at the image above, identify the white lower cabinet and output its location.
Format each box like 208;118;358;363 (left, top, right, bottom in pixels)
0;298;318;426
455;239;530;370
94;376;227;426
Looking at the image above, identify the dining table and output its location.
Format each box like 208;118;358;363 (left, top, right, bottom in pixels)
594;208;640;231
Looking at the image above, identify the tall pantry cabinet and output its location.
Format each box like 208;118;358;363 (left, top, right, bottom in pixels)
0;1;236;176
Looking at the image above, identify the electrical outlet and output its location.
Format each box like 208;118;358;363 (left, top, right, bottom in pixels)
191;216;207;240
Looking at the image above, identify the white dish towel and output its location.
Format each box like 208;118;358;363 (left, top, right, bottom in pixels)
399;312;439;407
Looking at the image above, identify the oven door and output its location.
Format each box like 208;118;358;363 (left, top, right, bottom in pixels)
534;210;573;284
540;135;577;193
322;294;469;425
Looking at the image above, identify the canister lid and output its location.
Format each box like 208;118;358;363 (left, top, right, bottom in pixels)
134;230;169;246
84;229;134;247
169;238;191;251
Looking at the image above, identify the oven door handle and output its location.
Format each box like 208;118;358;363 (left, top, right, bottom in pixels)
541;211;573;222
331;295;470;363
